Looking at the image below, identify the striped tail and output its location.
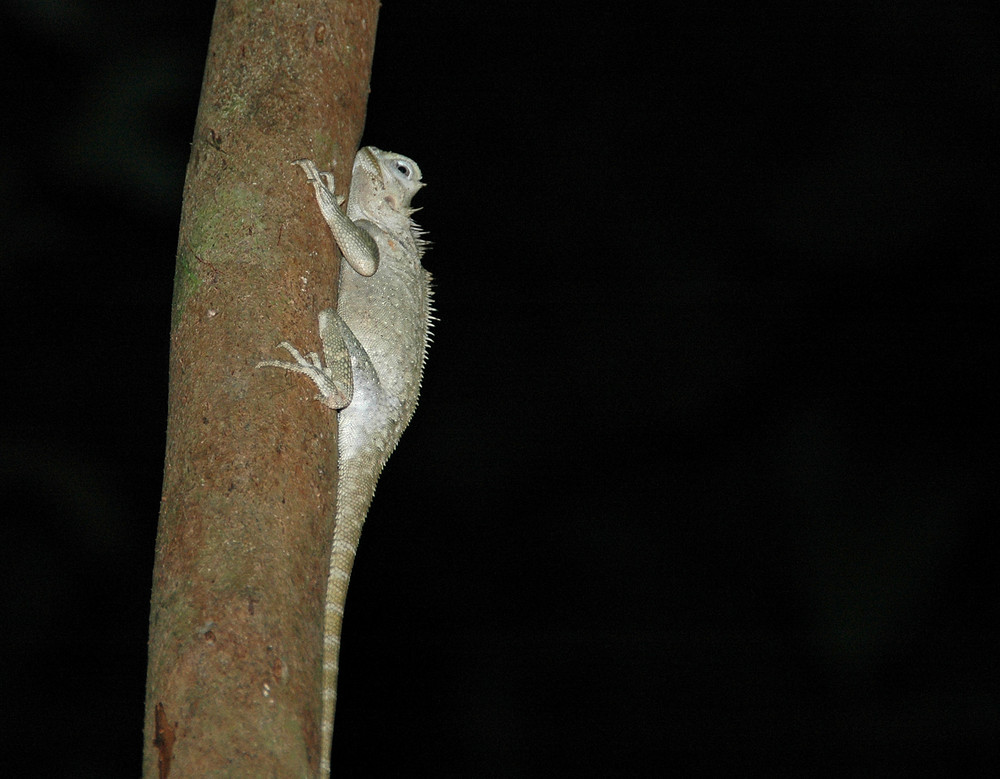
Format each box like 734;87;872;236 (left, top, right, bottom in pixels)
318;461;377;778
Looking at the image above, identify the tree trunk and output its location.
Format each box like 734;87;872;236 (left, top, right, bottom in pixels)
143;1;379;775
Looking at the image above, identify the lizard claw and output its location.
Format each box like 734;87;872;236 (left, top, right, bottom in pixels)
293;158;337;195
292;158;321;183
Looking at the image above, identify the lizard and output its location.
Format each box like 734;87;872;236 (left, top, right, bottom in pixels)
257;146;432;777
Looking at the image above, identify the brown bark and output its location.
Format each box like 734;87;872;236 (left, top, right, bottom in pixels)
143;2;379;775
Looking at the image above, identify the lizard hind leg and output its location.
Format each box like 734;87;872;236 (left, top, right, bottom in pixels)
256;312;354;410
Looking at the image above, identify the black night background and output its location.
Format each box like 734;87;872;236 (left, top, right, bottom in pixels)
1;2;996;774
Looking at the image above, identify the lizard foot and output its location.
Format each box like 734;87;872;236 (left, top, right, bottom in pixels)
257;341;351;410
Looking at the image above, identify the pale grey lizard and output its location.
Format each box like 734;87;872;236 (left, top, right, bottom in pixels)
258;147;432;777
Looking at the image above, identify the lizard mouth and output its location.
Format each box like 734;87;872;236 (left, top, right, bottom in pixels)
357;146;382;177
352;146;384;193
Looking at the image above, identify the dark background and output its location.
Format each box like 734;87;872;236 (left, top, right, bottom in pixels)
1;1;996;775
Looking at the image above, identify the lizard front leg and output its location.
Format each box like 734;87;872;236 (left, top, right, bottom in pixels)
292;159;381;277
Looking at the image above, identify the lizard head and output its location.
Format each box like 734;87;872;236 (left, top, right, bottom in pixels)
352;147;424;229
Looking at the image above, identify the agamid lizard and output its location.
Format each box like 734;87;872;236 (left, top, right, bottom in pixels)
258;147;432;777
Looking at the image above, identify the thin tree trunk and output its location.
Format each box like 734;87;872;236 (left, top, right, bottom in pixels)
143;2;378;775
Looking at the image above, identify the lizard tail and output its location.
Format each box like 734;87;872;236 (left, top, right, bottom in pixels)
318;461;377;778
